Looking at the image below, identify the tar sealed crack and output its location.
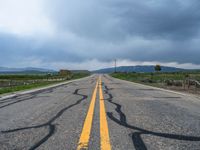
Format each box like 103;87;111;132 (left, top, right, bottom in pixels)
0;88;56;109
103;83;200;150
1;88;88;150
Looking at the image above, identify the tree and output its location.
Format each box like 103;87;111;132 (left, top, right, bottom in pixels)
150;72;154;80
154;64;161;72
59;69;72;79
46;73;52;81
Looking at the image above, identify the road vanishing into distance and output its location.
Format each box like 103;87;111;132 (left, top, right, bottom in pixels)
0;74;200;150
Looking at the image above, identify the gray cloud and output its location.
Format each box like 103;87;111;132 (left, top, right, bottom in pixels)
48;0;200;40
114;0;200;40
1;0;200;69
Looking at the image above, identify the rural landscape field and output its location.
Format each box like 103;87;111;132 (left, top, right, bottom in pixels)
0;70;89;95
111;71;200;94
1;0;200;149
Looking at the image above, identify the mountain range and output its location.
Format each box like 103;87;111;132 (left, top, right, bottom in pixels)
93;65;187;73
0;65;196;74
0;67;55;74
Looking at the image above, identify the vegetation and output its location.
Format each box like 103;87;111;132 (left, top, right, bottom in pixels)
111;72;200;92
0;72;90;95
154;64;162;72
72;72;90;79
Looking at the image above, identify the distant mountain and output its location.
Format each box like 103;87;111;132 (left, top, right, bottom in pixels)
70;70;90;73
0;67;55;74
93;65;186;73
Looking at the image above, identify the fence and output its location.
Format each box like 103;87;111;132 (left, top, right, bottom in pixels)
0;78;66;88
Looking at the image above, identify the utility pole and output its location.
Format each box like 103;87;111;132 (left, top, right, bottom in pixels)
114;59;117;73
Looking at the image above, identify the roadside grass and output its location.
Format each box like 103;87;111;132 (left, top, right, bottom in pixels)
71;72;90;79
111;72;200;82
111;72;200;93
0;81;59;94
0;73;90;95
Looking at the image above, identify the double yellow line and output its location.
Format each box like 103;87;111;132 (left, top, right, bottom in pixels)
77;76;111;150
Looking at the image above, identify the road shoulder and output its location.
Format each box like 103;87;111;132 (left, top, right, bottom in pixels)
0;75;92;101
109;75;200;99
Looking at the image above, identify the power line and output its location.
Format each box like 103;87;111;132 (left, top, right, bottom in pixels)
114;59;117;73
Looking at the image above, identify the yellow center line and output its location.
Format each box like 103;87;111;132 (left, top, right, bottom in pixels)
77;80;98;150
99;76;112;150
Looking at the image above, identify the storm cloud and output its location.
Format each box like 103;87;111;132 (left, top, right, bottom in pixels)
0;0;200;70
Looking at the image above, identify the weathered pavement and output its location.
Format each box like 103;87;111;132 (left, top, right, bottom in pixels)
0;74;200;150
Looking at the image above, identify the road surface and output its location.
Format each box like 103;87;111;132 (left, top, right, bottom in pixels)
0;74;200;150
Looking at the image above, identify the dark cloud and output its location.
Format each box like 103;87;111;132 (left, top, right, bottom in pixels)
1;0;200;69
48;0;200;40
116;0;200;40
0;34;84;66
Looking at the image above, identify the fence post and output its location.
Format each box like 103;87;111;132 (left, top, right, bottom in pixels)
195;82;197;93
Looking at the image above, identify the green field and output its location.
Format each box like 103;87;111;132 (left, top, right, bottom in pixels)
111;72;200;90
0;72;90;95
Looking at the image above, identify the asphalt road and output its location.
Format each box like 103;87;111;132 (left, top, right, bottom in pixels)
0;74;200;150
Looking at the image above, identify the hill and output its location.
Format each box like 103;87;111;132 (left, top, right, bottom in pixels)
70;70;90;74
0;67;55;74
93;65;186;73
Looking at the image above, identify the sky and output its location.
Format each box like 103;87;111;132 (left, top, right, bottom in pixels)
0;0;200;70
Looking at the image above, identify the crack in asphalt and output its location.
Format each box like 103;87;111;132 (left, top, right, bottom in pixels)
0;95;51;106
103;75;114;82
0;86;70;109
90;79;95;84
0;88;53;105
1;88;88;150
103;83;200;150
0;94;38;109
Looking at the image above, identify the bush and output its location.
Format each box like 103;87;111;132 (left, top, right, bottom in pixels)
173;81;183;86
141;78;153;83
165;80;173;86
165;80;182;86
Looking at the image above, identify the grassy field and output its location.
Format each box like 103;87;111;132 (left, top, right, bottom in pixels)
111;72;200;94
0;72;90;95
